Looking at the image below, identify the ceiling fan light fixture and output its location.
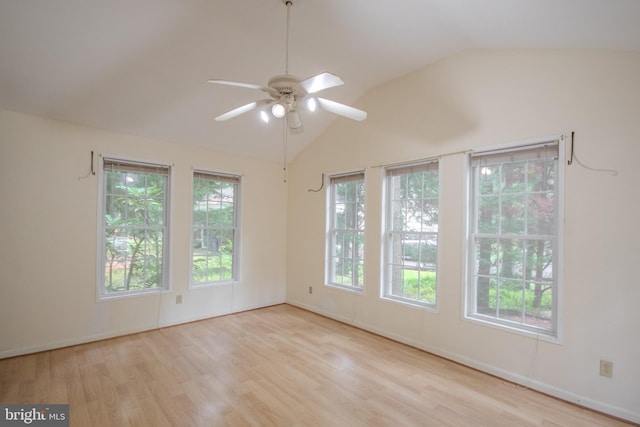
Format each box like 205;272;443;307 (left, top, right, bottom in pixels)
208;0;366;129
272;103;286;118
288;109;302;129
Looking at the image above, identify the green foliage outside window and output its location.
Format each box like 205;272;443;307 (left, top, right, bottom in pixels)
472;145;558;333
329;175;365;288
191;174;238;284
103;168;167;294
386;161;439;307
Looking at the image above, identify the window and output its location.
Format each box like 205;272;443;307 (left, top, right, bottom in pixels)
326;172;365;289
100;158;170;297
191;171;240;286
466;140;561;337
383;160;439;307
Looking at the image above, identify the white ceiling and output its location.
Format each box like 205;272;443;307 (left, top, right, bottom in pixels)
2;0;640;162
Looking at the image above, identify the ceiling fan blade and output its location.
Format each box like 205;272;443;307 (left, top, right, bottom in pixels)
316;98;367;121
207;79;268;91
208;79;279;98
300;72;344;94
215;99;273;121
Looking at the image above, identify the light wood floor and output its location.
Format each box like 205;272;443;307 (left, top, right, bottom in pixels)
0;304;635;427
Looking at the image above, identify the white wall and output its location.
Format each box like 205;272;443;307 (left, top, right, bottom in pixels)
2;49;639;423
0;110;287;358
286;50;640;422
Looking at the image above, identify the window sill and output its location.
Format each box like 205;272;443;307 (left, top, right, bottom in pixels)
324;283;364;294
190;280;236;290
380;294;438;312
464;314;560;344
98;287;169;302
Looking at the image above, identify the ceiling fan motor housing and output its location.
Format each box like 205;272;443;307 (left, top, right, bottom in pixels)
208;0;367;124
268;75;306;98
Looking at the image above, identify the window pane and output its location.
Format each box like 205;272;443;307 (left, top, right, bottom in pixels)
206;255;221;282
478;196;499;234
482;277;498;316
335;203;347;229
501;194;525;234
191;173;239;285
502;163;525;193
527;193;554;235
101;160;168;296
385;162;439;306
327;173;365;289
356;181;365;230
420;198;439;231
475;237;498;276
391;200;406;230
104;228;126;292
498;279;524;322
524;283;553;330
468;141;559;336
526;239;553;281
418;271;437;305
419;235;438;267
192;252;207;283
527;159;555;193
498;239;524;280
479;166;500;195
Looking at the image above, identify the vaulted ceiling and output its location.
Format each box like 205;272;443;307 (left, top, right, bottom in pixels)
2;0;640;162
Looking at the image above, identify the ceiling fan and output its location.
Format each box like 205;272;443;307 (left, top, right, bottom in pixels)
208;0;367;133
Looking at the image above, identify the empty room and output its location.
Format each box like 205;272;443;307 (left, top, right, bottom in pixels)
1;0;639;425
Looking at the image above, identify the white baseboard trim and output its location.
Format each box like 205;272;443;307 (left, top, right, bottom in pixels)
0;299;286;360
0;322;158;360
286;299;640;424
156;300;286;328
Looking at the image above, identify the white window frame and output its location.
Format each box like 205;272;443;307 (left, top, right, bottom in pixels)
325;171;366;291
464;137;564;340
97;156;171;300
190;170;241;287
382;159;440;309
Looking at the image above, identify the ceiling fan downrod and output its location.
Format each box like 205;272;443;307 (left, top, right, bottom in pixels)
207;0;367;126
284;0;293;75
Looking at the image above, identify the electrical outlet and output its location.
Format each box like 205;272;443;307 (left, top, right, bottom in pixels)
599;360;613;378
176;294;183;304
308;286;313;294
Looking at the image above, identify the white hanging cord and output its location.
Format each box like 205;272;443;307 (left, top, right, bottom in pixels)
280;0;292;183
284;1;292;75
282;119;288;182
565;132;618;176
78;150;97;180
572;152;618;176
308;174;325;192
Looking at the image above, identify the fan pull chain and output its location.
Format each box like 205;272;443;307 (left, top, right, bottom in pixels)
282;118;288;182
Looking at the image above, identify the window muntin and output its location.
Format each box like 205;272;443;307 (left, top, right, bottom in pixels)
100;159;170;297
467;142;560;336
383;160;439;307
326;172;365;289
191;171;240;286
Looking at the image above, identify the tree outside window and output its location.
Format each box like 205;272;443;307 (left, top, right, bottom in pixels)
101;159;169;296
384;161;439;307
468;142;560;336
327;172;365;289
191;171;240;285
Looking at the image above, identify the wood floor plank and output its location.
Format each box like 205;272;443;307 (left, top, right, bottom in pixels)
0;304;636;426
